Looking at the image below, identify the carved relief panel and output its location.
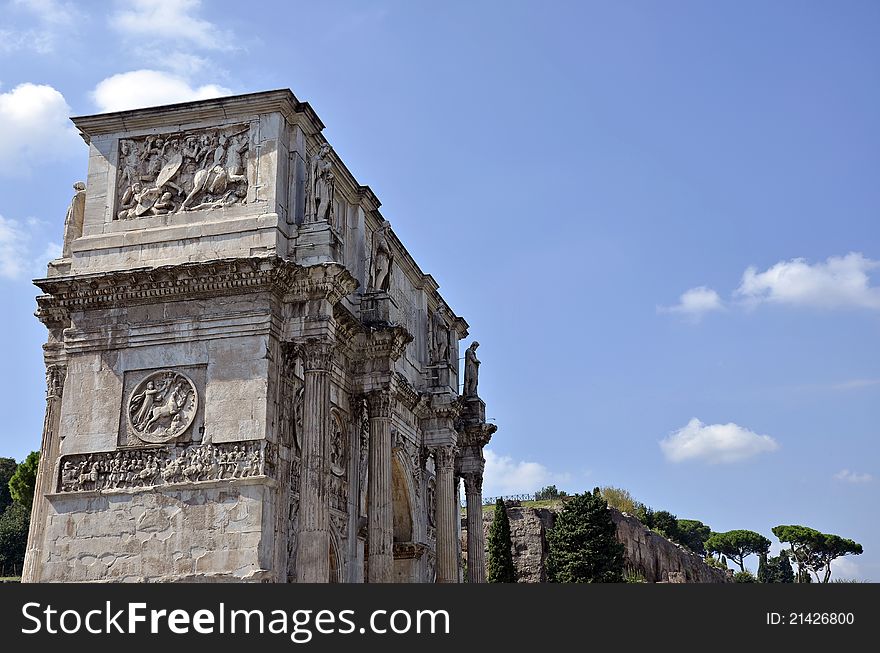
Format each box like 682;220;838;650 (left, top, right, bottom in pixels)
57;440;274;493
115;123;251;220
119;366;206;447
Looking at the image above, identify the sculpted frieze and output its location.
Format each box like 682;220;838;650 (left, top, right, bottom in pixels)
115;124;250;219
57;440;274;493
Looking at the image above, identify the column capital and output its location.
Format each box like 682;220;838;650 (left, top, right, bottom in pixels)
300;338;335;372
366;388;394;419
45;364;66;399
463;471;483;495
432;444;458;470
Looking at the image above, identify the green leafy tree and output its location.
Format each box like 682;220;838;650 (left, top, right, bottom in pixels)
547;488;624;583
487;499;516;583
676;519;712;556
0;503;30;577
635;505;655;528
0;457;17;511
651;510;681;541
705;530;771;572
599;486;644;515
772;525;863;583
534;485;567;501
734;570;756;583
9;452;39;512
757;550;795;583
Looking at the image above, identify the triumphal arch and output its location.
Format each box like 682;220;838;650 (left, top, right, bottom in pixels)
22;89;496;583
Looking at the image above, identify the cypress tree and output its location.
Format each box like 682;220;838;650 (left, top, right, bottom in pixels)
487;499;516;583
547;488;625;583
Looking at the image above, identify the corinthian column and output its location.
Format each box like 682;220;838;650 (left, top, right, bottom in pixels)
296;340;333;583
464;472;486;583
366;389;393;582
22;363;66;582
433;445;458;583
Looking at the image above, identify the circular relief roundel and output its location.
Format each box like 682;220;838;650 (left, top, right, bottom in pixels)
127;369;198;444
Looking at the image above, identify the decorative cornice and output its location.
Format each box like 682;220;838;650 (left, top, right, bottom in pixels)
362;325;412;362
70;89;325;143
393;372;420;410
428;393;462;422
34;257;358;325
458;423;497;449
392;541;429;560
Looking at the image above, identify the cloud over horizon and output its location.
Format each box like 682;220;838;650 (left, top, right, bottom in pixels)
736;253;880;310
660;418;780;464
0;83;81;176
0;214;60;280
91;69;232;113
109;0;235;51
834;469;874;484
658;286;724;320
663;253;880;320
482;449;568;497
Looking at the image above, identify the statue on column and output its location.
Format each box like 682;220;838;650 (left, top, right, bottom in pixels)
306;143;335;224
61;182;87;257
463;341;480;398
369;221;393;292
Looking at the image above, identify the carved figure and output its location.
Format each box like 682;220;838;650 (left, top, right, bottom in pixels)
131;381;159;427
61;181;87;257
306;144;334;223
329;416;345;476
431;309;450;363
463;341;480;397
369;221;393;292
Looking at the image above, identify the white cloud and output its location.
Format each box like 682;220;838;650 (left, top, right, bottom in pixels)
0;215;31;279
830;556;861;581
658;286;724;320
483;449;566;497
829;379;880;391
1;0;77;54
834;469;874;484
0;214;58;280
91;69;231;113
0;83;81;176
660;418;779;464
109;0;235;51
735;253;880;310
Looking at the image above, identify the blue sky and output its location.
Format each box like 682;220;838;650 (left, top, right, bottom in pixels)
1;1;877;580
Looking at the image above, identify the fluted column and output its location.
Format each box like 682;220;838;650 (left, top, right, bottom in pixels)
434;445;459;583
22;363;66;582
366;389;393;582
464;472;486;583
296;340;333;583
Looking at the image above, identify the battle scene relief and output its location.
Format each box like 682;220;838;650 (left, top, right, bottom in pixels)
115;123;251;219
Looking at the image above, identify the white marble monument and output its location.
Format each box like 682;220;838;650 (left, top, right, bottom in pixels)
23;89;496;583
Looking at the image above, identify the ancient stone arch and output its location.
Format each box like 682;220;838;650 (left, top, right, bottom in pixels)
392;451;414;543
